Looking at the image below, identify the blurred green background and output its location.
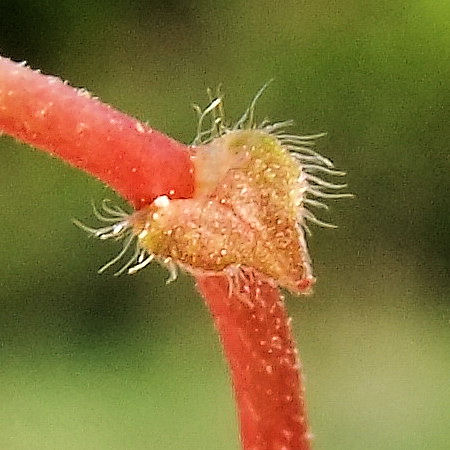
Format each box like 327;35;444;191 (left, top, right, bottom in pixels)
0;1;448;449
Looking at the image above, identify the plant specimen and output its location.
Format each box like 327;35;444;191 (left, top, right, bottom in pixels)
0;57;350;449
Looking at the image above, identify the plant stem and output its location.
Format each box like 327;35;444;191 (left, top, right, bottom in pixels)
0;56;311;450
0;56;194;208
197;274;311;450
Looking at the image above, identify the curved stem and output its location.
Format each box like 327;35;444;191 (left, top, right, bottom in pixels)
0;56;311;449
0;56;194;208
196;273;311;450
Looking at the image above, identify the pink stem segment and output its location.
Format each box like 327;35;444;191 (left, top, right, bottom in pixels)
0;56;311;450
0;56;194;208
197;274;311;450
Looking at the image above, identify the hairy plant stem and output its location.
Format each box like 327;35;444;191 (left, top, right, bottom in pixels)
0;56;311;450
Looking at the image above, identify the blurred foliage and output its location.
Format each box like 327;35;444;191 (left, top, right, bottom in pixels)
0;1;448;449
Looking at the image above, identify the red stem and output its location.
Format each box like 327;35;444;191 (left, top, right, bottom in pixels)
0;57;310;450
0;56;194;208
197;274;310;450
